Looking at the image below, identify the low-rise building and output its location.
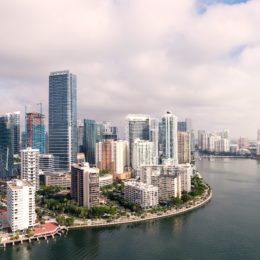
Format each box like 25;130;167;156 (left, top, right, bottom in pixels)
7;179;35;232
99;174;113;187
124;180;158;209
43;172;71;189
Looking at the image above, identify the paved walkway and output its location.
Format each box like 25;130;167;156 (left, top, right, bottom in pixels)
69;190;212;229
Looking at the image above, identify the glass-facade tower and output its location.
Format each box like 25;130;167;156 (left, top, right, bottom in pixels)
26;112;45;153
48;71;77;171
0;115;14;178
126;114;150;168
83;119;97;165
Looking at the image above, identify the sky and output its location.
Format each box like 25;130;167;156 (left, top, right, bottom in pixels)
0;0;259;139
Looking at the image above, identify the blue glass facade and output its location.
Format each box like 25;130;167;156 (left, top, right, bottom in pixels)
83;119;96;165
26;112;45;153
48;71;77;171
126;115;150;168
0;115;14;178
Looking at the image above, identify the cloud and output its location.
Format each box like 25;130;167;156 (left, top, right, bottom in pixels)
0;0;259;139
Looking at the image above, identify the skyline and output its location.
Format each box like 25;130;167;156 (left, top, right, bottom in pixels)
1;0;259;138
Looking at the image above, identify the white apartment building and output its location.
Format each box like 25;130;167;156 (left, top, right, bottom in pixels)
132;139;154;171
21;148;40;190
7;179;35;232
124;180;158;208
114;140;129;174
140;163;192;200
99;174;113;187
215;138;230;153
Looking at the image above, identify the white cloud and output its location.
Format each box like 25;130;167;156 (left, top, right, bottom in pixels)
0;0;259;138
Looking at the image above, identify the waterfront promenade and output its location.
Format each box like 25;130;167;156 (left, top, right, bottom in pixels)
0;188;212;248
69;188;212;229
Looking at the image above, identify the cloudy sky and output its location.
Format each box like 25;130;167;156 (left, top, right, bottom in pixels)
0;0;259;138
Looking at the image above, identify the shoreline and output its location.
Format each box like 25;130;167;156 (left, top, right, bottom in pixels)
0;189;212;248
68;189;212;230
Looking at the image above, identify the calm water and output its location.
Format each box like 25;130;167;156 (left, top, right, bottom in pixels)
2;158;260;260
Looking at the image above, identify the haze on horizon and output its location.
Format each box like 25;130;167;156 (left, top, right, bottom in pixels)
0;0;259;139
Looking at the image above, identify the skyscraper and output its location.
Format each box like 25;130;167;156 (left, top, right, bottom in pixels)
161;111;178;165
126;114;150;168
48;71;77;171
96;139;116;175
9;112;20;155
150;118;159;164
0;115;14;178
178;131;191;164
21;148;40;190
83;119;97;165
26;112;45;153
77;120;84;153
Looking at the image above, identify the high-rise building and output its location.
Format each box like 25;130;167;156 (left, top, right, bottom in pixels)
71;162;99;208
96;139;116;175
96;121;118;142
83;119;97;165
77;120;84;153
161;111;178;165
198;130;208;151
48;70;77;171
21;148;40;190
39;154;54;174
124;180;158;209
126;114;150;167
132;139;154;171
0;115;14;178
150;118;159;164
114;140;129;177
238;137;249;149
178;132;191;164
178;118;192;132
9;112;20;155
26;112;45;153
257;130;260;142
7;179;35;232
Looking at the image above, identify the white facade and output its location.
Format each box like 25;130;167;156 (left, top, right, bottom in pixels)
124;180;158;208
198;131;230;153
7;179;35;232
150;118;159;164
21;148;40;190
256;142;260;156
99;174;113;187
257;130;260;142
132;139;154;171
140;163;192;200
114;140;129;174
